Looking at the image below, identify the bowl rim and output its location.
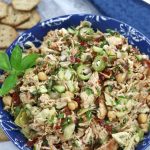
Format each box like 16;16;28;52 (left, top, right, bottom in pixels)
1;13;150;150
5;14;150;55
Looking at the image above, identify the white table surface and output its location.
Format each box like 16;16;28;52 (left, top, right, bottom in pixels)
1;0;99;149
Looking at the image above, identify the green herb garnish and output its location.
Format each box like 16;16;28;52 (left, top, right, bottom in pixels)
62;117;72;129
99;40;109;48
78;117;83;123
106;29;117;36
47;41;51;47
0;45;39;96
86;110;92;120
14;106;21;116
85;88;94;96
58;113;65;119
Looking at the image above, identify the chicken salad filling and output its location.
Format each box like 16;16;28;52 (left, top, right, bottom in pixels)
1;21;150;150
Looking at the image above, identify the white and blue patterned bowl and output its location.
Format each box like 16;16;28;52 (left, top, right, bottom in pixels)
0;14;150;150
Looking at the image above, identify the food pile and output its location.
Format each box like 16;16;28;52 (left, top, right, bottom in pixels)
0;0;41;49
1;21;150;150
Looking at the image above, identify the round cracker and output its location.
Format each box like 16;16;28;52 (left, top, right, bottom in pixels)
16;10;41;29
12;0;40;11
0;2;8;19
1;5;31;26
0;24;18;48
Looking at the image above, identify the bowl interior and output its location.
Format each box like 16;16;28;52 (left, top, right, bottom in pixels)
0;14;150;150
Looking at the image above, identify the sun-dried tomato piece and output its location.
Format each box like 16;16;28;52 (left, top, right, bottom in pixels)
55;125;61;130
104;124;112;133
74;96;81;106
75;57;81;63
54;143;62;149
95;118;105;126
64;107;72;115
143;59;150;68
27;137;38;147
116;44;122;49
12;92;21;106
99;73;106;82
80;41;86;46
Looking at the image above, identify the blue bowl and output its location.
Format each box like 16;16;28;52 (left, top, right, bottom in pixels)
0;14;150;150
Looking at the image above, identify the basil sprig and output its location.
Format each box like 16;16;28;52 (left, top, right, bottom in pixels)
10;45;22;70
0;45;39;96
0;74;17;96
0;52;11;72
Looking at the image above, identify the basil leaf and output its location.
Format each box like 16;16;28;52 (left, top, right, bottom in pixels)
21;54;39;70
0;52;11;71
0;74;17;96
10;45;22;70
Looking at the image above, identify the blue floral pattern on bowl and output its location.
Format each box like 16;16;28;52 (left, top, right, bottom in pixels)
0;14;150;150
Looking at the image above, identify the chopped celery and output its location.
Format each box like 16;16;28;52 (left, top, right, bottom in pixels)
80;21;91;27
68;27;75;34
106;29;116;35
92;46;105;55
99;40;109;47
63;123;75;140
92;56;106;72
21;127;35;139
81;53;91;62
53;85;65;93
67;81;75;92
58;67;65;80
137;128;144;141
33;143;41;150
47;115;56;125
135;55;143;61
65;68;75;80
47;79;53;90
38;85;47;93
49;91;60;99
77;108;89;116
79;27;94;40
77;65;92;80
106;50;117;61
104;92;116;106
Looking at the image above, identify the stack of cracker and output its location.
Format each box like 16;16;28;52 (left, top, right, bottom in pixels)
0;0;41;141
0;0;41;50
